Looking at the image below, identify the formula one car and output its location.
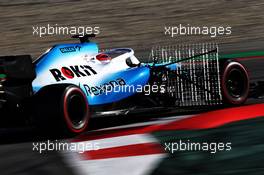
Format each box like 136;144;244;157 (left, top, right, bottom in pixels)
0;34;260;134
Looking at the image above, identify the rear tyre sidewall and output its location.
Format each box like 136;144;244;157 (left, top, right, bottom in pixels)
61;86;90;134
35;84;90;135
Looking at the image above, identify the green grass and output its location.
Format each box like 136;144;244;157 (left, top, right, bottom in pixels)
0;74;6;79
220;51;264;59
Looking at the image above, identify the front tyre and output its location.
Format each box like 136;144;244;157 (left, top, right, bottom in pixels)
221;61;249;105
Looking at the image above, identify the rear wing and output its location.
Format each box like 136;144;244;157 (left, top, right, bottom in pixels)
0;55;35;107
0;55;35;81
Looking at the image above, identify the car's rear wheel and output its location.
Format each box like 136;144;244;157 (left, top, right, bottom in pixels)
35;84;90;135
221;61;249;105
62;86;89;133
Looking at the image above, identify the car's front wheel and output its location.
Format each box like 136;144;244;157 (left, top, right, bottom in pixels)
221;61;249;105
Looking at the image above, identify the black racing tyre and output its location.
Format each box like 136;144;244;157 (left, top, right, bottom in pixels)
221;61;249;105
35;84;90;135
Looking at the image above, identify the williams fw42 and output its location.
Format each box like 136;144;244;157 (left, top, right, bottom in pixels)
0;34;262;134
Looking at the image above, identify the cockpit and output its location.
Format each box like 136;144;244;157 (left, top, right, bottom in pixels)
94;48;140;66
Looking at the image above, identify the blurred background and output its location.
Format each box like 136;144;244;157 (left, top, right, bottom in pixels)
0;0;264;59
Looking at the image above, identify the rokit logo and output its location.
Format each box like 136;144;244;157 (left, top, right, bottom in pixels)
50;65;97;82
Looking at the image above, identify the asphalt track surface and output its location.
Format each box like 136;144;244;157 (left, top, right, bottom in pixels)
1;103;264;175
1;94;264;175
1;0;264;174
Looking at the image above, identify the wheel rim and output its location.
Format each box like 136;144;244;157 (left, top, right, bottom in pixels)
226;68;247;98
67;94;87;129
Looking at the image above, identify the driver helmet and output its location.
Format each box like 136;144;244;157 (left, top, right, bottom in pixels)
96;53;112;64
